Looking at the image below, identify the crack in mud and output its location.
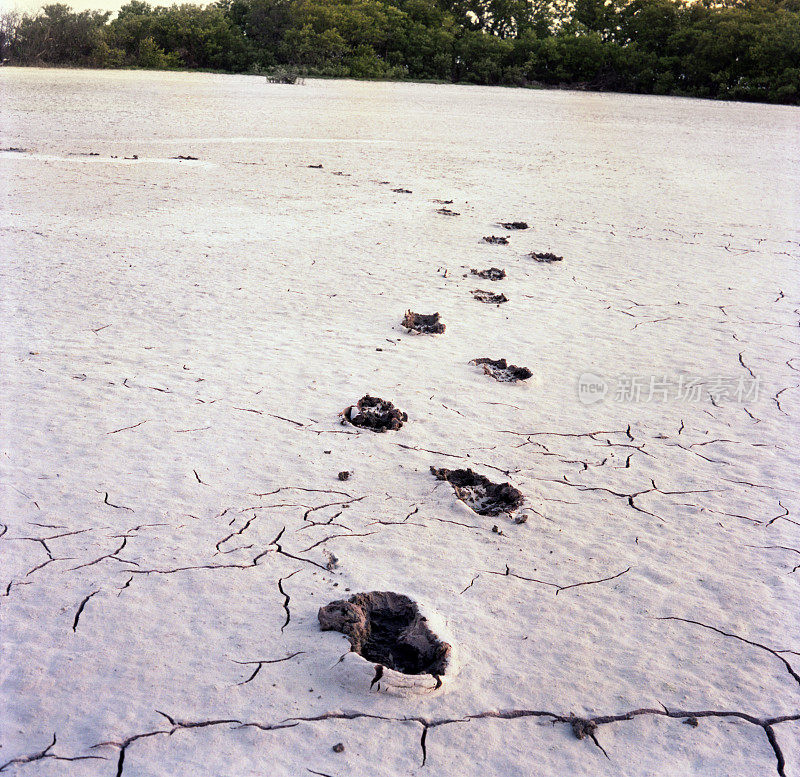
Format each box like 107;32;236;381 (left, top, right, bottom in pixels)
738;352;757;379
233;652;306;685
766;502;792;527
62;705;800;777
486;564;632;594
532;475;717;523
0;734;106;773
278;570;300;632
103;492;133;511
70;535;138;571
298;531;376;554
215;516;256;553
657;616;800;686
72;590;100;632
127;524;329;581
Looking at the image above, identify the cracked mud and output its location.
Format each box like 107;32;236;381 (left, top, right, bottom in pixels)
2;73;798;777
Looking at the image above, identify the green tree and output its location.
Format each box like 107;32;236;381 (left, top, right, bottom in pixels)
14;4;110;64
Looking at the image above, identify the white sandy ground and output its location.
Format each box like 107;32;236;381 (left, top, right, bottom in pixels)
0;68;799;776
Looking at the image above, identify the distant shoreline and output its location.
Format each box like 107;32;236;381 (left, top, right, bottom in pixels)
4;63;797;109
4;0;797;107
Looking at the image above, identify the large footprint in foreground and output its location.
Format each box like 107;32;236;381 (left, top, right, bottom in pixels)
319;591;458;696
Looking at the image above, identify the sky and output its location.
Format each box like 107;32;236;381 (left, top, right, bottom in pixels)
0;0;184;13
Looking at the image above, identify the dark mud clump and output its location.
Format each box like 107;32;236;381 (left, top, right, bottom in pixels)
470;357;532;382
392;187;412;193
472;289;508;304
437;207;460;216
500;221;528;230
319;591;451;676
431;466;524;516
471;267;506;281
308;163;323;168
402;310;445;334
343;395;408;432
483;235;509;245
528;251;563;263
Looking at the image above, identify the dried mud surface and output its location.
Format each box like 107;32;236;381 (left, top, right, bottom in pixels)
1;70;798;777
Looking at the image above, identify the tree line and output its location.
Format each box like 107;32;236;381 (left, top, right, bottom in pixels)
1;0;798;103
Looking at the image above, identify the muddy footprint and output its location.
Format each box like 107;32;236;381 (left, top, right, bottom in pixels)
431;466;524;516
472;289;508;304
470;358;532;382
402;310;446;334
470;268;506;281
528;251;563;263
343;395;407;431
319;591;455;695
